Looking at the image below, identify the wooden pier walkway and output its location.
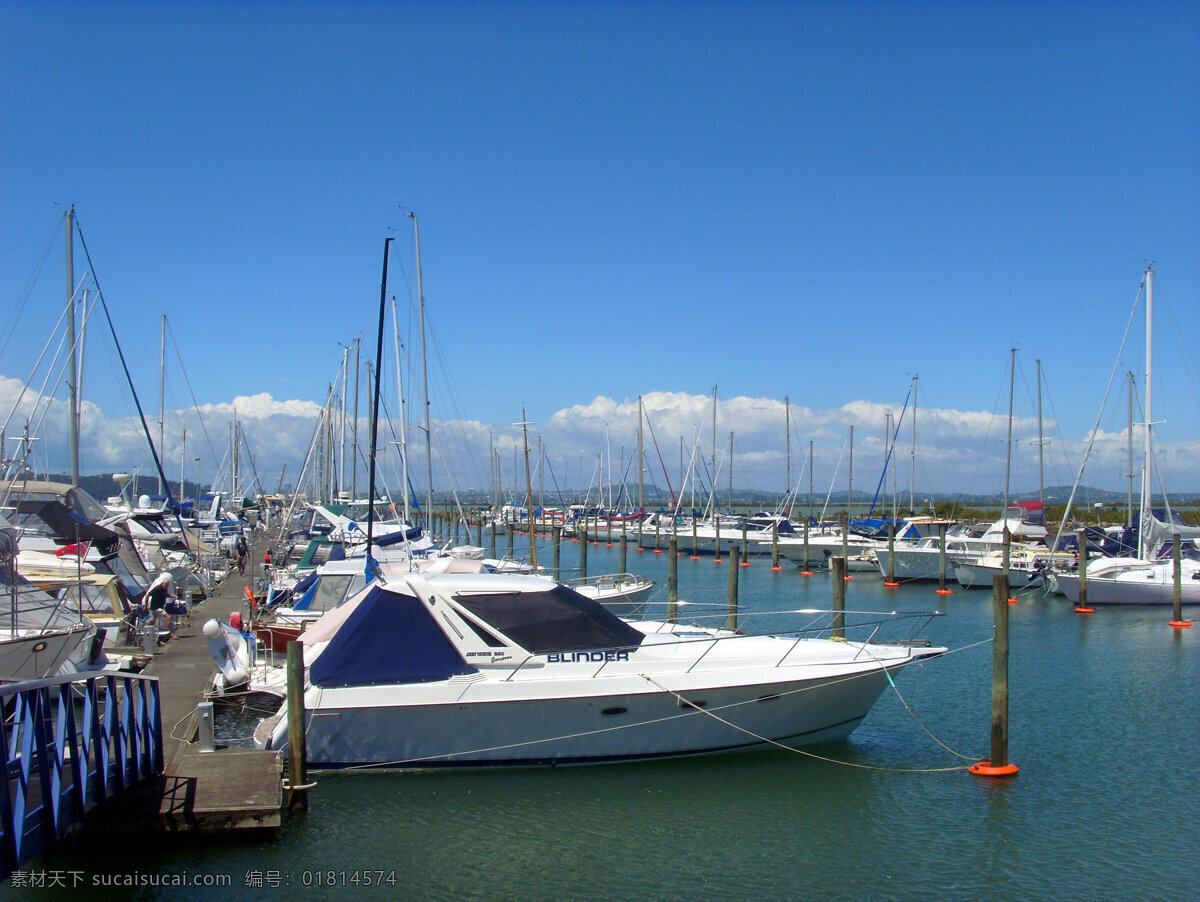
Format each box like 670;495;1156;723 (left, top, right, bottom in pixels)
89;554;283;833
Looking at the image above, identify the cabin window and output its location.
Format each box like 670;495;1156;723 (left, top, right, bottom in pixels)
453;585;645;654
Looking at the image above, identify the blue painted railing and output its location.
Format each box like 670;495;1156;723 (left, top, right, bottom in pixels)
0;671;164;880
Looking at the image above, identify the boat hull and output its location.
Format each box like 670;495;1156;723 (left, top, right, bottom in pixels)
1054;571;1200;606
275;665;907;770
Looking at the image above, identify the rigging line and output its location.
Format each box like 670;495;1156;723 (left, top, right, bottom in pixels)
73;215;190;548
1;216;62;362
1051;283;1143;548
867;384;912;517
164;318;224;472
0;271;83;440
641;406;677;508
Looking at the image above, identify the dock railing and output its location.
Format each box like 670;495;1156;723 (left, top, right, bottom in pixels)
0;671;164;880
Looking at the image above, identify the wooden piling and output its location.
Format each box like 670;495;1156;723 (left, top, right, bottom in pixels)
285;641;309;812
619;527;627;574
725;550;738;632
740;519;750;566
579;523;588;579
970;573;1019;776
831;556;845;640
668;536;678;623
552;525;562;582
936;523;952;595
771;520;781;570
884;522;898;587
1075;529;1093;613
1170;533;1191;628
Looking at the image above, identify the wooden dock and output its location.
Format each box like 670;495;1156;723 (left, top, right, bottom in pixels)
88;554;284;833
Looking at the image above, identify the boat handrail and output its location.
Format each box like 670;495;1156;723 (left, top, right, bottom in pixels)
500;609;943;680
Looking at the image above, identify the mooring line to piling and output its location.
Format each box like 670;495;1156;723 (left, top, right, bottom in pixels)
641;637;994;774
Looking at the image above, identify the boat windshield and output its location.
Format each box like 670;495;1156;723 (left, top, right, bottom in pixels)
453;584;645;654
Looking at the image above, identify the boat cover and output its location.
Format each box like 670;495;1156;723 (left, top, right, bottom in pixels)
453;585;646;654
309;585;477;687
12;500;121;555
374;526;425;547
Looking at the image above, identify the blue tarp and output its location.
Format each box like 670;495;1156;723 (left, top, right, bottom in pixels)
310;586;477;688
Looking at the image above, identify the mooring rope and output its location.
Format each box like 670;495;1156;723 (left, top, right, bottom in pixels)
639;671;978;774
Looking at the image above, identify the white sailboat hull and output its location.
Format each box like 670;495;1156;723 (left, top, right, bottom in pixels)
1055;558;1200;606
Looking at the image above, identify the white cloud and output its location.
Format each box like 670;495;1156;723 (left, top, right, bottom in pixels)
2;383;1195;498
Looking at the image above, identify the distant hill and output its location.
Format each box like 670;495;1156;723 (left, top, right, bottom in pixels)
29;472;210;503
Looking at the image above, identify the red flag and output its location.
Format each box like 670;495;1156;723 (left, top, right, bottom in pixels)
55;541;91;558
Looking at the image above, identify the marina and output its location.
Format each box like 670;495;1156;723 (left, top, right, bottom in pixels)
5;535;1195;899
3;4;1198;898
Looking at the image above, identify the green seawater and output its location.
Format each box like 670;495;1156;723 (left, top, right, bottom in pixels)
15;536;1197;900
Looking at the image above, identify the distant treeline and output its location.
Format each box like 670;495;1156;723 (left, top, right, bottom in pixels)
32;472;210;503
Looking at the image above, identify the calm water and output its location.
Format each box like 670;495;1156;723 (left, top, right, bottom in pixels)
17;537;1198;900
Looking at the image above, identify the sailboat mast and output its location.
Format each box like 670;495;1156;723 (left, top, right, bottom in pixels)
910;375;917;515
785;396;791;496
520;406;537;568
637;397;644;515
410;212;434;532
352;338;361;501
728;431;734;511
1126;371;1134;526
65;206;80;485
808;439;814;526
157;314;166;494
1003;347;1016;570
1139;266;1154;559
390;296;411;522
366;235;393;551
1036;358;1044;509
338;345;348;498
711;385;717;511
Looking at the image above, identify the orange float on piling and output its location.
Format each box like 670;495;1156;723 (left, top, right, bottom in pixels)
1169;620;1191;629
935;588;953;595
1074;606;1095;614
883;581;900;588
969;760;1020;777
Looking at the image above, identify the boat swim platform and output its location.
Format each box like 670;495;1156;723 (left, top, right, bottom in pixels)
86;551;283;834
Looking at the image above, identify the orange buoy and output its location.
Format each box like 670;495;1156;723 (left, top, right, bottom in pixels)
800;570;814;576
883;581;900;588
969;760;1019;777
1008;597;1019;605
1075;606;1095;614
771;565;783;571
936;588;953;595
1169;620;1192;628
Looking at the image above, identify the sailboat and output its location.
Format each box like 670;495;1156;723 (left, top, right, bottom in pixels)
1055;266;1200;606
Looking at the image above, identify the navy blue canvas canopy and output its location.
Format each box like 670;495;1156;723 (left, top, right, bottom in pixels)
310;586;477;688
374;526;425;547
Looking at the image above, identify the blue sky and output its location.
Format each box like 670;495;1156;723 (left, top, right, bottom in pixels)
2;0;1198;504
